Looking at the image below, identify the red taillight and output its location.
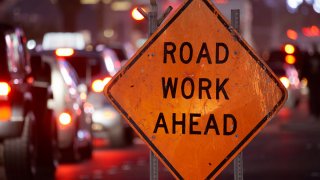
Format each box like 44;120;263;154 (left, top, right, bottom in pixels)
285;55;296;65
91;77;112;93
55;48;74;57
0;82;11;96
0;103;11;121
58;112;72;126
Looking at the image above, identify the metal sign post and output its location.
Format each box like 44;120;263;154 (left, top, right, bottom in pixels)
147;2;159;179
234;152;244;180
138;1;172;179
231;9;244;180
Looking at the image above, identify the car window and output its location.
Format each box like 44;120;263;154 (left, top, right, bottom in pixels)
63;61;80;86
16;29;31;74
65;56;92;79
5;32;22;73
58;60;78;88
90;57;106;77
102;49;121;76
111;47;127;61
65;56;110;84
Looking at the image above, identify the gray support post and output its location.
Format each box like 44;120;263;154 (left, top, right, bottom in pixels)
233;152;244;180
149;1;159;180
138;1;172;179
231;9;244;180
231;9;240;33
150;151;159;180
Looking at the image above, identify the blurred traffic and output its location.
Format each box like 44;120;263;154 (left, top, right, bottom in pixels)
0;0;319;179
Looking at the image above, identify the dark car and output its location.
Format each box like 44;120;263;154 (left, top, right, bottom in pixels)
267;50;302;108
0;24;57;179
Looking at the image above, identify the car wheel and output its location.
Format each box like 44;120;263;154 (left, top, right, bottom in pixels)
4;112;36;180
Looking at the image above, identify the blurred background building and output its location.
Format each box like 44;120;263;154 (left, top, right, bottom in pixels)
0;0;319;54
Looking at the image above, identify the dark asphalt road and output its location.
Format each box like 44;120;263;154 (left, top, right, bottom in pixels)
56;139;174;180
55;98;320;180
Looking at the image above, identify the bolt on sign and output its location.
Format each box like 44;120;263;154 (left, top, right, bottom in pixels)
104;0;287;179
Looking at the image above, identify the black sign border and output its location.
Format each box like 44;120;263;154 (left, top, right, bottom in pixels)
107;0;287;179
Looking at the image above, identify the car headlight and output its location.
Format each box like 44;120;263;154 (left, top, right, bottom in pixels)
280;76;290;89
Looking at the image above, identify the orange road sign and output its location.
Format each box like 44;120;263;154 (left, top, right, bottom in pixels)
104;0;287;179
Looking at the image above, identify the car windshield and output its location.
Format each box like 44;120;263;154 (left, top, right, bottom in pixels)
64;56;109;85
111;48;127;61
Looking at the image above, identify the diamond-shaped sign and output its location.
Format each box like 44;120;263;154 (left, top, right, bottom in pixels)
104;0;287;179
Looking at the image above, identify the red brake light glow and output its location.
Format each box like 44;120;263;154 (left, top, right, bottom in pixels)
286;29;298;40
0;82;11;96
285;55;296;65
0;103;11;121
55;48;75;57
58;112;72;125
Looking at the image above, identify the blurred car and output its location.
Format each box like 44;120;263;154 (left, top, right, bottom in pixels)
96;43;135;66
267;50;302;108
0;24;57;179
30;53;93;161
40;47;134;147
108;43;134;60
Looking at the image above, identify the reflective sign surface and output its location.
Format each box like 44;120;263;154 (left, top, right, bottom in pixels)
105;0;287;179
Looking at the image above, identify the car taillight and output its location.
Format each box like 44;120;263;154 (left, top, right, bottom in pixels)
91;77;112;93
55;48;74;57
0;103;11;121
284;44;295;54
58;112;72;126
0;82;11;96
280;76;290;89
285;55;296;65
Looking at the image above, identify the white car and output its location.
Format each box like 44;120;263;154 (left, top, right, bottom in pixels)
31;54;93;161
49;48;134;147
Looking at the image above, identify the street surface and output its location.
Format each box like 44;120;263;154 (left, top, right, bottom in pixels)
56;97;320;180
